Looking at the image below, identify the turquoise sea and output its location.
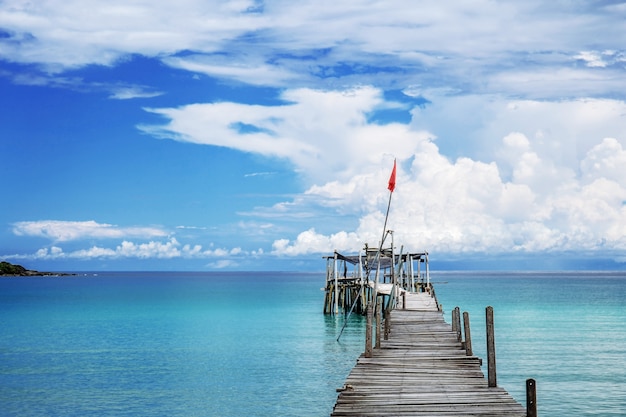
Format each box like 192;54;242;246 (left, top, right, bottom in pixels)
1;271;625;416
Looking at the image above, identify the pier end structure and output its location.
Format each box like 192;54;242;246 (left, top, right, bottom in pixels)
322;245;434;315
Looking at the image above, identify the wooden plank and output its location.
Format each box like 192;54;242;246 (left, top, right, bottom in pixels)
331;292;526;417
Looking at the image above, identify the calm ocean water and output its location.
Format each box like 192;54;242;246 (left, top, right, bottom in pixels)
0;271;624;416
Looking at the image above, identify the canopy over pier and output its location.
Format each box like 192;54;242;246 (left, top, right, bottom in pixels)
323;243;435;315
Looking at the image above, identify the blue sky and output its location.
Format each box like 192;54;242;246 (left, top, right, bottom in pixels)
2;1;626;271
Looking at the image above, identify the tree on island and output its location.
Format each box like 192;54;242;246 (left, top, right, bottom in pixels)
0;261;74;276
0;261;28;275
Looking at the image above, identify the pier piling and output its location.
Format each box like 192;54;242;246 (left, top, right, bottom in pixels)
365;303;373;358
453;306;462;342
463;311;473;356
486;305;497;388
527;378;537;417
375;298;382;349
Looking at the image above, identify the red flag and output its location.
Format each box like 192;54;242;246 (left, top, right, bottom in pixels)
387;159;396;192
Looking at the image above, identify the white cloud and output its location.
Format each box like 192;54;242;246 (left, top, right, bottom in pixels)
7;87;614;260
410;96;626;172
575;51;607;68
253;89;626;257
4;71;162;99
69;246;118;259
176;225;208;230
272;228;362;256
574;50;626;69
0;0;262;69
116;239;181;259
12;220;168;242
163;55;301;87
4;1;626;263
109;86;163;100
580;138;626;183
4;238;253;261
2;1;625;98
142;86;430;185
206;259;239;269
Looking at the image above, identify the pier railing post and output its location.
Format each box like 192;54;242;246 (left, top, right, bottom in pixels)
526;378;537;417
486;306;497;387
333;252;339;314
463;311;473;356
375;298;382;348
451;308;457;333
452;307;462;342
384;309;390;340
365;303;373;358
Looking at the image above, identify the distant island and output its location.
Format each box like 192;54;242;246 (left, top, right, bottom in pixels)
0;261;75;277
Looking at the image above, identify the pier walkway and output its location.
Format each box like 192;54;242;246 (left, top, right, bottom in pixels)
331;292;527;416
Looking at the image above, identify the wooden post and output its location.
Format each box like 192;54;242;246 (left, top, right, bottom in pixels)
323;284;329;314
425;252;430;287
453;307;462;342
365;303;373;358
375;298;382;348
451;307;457;336
486;306;497;387
526;378;537;417
333;252;339;314
417;258;421;291
384;309;390;340
463;311;473;356
409;255;414;292
358;252;365;314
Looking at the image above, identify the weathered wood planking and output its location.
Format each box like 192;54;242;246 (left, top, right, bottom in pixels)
331;293;526;417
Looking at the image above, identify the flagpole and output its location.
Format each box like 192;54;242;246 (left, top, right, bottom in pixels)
373;159;396;312
380;190;393;250
337;158;397;342
380;158;396;250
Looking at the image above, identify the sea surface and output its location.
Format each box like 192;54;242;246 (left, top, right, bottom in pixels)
0;271;624;416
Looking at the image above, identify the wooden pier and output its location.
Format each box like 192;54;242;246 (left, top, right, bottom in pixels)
331;291;531;416
324;243;535;416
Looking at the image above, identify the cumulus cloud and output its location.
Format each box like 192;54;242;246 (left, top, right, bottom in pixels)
272;228;362;256
410;96;626;173
252;89;626;256
272;142;626;256
580;138;626;183
12;220;168;242
5;238;252;261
